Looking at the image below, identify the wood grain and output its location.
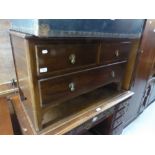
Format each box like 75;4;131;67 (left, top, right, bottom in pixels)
0;82;18;97
10;30;134;131
11;90;134;135
100;41;131;64
39;63;125;107
122;40;141;90
124;19;155;126
35;43;99;76
0;97;13;135
10;34;39;129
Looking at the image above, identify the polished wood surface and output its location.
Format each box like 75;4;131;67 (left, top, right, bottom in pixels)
11;96;37;135
122;40;141;90
1;21;152;134
0;97;13;135
35;42;99;76
10;34;42;130
66;108;114;135
10;30;135;131
124;20;155;126
11;90;134;135
100;41;131;64
67;100;129;135
90;101;129;135
40;63;125;107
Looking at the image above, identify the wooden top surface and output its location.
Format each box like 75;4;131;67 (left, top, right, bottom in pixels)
11;90;134;135
0;97;13;135
9;30;137;42
0;82;18;97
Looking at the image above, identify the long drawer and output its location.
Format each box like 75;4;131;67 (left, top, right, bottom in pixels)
38;63;125;107
35;43;99;76
100;41;131;64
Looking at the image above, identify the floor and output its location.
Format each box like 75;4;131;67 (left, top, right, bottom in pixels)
122;101;155;135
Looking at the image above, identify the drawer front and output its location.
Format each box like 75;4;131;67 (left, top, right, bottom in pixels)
111;123;123;135
39;64;125;107
112;117;123;129
115;101;128;111
35;43;98;76
114;108;126;119
100;42;131;64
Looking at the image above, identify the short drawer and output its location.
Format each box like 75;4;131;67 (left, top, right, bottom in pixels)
112;117;123;129
111;123;123;135
39;64;125;107
114;108;126;119
115;101;128;111
35;43;99;76
100;41;131;64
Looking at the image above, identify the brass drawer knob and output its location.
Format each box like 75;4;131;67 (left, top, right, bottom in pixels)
69;82;75;92
115;50;119;57
111;71;115;78
69;54;76;64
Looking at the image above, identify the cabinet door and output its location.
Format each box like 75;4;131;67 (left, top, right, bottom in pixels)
124;20;155;126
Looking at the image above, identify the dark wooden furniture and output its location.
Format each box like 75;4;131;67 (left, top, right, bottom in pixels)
124;19;155;126
1;19;151;134
10;30;136;133
0;97;14;135
139;21;155;111
11;90;133;135
67;99;130;135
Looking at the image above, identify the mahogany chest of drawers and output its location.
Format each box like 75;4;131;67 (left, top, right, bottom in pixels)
10;30;134;132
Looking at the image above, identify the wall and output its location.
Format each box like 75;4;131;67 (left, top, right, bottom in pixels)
0;19;16;86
